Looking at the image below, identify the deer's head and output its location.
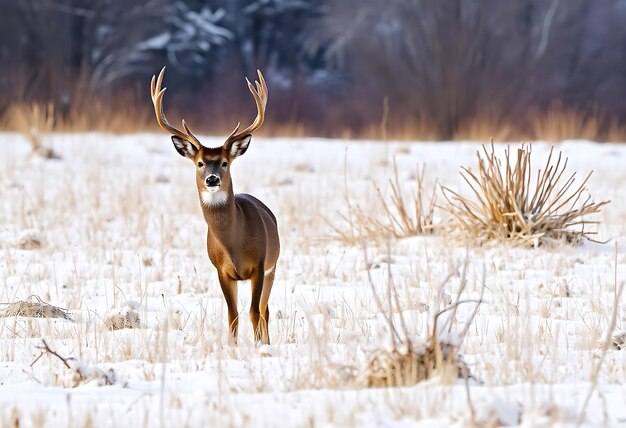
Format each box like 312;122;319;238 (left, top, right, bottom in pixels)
150;67;267;206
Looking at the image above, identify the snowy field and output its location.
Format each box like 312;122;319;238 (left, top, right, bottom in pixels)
0;134;625;427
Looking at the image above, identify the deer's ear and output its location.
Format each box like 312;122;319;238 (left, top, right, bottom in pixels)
228;135;251;158
172;136;199;159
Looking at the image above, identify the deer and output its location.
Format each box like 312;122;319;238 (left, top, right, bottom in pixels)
150;67;279;346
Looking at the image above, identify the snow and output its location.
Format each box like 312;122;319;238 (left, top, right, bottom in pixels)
0;133;625;426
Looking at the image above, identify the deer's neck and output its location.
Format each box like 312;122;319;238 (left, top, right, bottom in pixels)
199;183;238;239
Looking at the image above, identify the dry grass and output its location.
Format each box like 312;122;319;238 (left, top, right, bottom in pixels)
5;103;60;159
368;162;437;237
356;300;475;389
3;99;153;135
105;310;141;330
360;339;463;388
287;241;480;392
454;114;518;142
356;115;442;141
529;108;601;142
15;229;44;250
3;97;625;142
528;107;626;142
0;296;72;320
442;143;610;246
353;244;478;389
330;161;437;244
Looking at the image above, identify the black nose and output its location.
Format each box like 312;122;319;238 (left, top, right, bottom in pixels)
206;175;220;187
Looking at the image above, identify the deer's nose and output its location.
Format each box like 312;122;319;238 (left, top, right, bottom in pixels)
205;174;220;187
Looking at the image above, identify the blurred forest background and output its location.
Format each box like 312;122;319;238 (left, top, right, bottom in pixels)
0;0;625;141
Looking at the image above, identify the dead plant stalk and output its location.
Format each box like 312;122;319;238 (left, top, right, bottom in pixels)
329;159;437;243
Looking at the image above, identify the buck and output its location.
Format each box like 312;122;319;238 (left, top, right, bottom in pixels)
150;67;279;345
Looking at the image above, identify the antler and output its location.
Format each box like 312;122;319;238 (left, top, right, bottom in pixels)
226;70;268;143
150;67;201;147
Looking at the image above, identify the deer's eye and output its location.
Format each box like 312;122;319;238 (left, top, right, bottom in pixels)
222;161;228;168
197;161;204;168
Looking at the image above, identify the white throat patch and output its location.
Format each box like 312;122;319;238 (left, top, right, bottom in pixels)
201;190;228;207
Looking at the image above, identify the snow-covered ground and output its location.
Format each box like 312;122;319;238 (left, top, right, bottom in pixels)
0;134;624;427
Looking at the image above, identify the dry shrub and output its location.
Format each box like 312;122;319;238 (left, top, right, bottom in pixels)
0;296;72;320
16;229;44;249
361;338;463;388
442;143;610;247
5;103;60;159
289;246;480;391
105;309;141;330
330;161;437;244
354;246;479;389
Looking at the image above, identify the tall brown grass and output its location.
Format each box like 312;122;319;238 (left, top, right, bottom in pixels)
2;100;624;142
4;101;153;135
528;106;625;142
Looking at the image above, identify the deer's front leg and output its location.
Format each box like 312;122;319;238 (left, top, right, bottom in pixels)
218;272;239;346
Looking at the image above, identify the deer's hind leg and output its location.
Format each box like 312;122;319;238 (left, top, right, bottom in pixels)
259;267;275;345
249;265;265;343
